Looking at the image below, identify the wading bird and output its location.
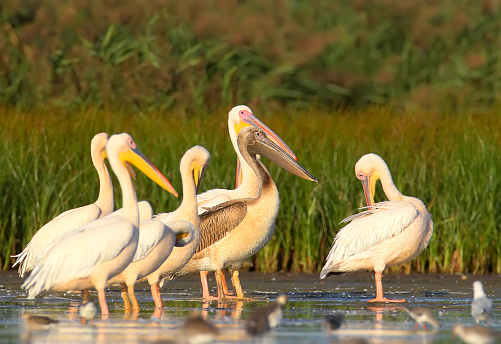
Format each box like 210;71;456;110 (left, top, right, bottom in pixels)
13;133;154;278
177;126;317;299
21;133;178;317
403;307;440;329
196;106;300;299
245;295;288;336
320;153;433;302
471;281;493;324
138;146;210;308
12;133;114;277
453;324;501;344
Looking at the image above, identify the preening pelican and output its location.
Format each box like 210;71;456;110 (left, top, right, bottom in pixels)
141;146;210;308
107;220;195;311
196;105;297;297
12;133;114;277
22;133;178;316
320;153;433;302
177;126;318;299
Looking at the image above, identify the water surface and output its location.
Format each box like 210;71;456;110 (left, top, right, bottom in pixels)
0;271;499;343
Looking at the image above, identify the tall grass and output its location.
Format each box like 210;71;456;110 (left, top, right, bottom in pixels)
0;0;500;111
1;106;500;274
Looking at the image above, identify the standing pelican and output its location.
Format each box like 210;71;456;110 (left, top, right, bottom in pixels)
196;105;298;296
21;133;178;316
12;133;114;277
320;153;433;302
141;146;210;308
12;133;153;277
177;127;317;299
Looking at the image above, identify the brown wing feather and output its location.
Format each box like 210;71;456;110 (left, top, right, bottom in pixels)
197;200;248;253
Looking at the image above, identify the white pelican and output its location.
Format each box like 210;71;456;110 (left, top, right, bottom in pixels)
140;146;210;308
196;105;296;210
12;133;153;278
12;133;113;277
107;220;195;311
21;133;178;316
177;126;318;299
320;153;433;302
196;105;297;297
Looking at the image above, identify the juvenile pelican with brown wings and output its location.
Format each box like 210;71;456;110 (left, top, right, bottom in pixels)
320;153;433;302
177;126;318;299
196;105;298;298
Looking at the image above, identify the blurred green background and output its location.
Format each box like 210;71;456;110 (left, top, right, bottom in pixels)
0;0;500;274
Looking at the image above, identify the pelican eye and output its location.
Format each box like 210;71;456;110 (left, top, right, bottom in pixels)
357;171;365;180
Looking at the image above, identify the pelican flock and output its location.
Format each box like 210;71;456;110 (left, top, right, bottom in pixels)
14;105;488;340
320;153;434;302
21;133;178;316
176;126;317;299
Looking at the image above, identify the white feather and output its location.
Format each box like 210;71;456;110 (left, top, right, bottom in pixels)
12;204;102;277
326;201;418;263
22;215;135;298
132;220;166;262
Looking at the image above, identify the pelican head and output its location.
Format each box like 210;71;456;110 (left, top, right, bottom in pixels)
354;153;388;208
238;126;318;183
98;132;137;179
228;105;297;160
183;145;210;194
106;133;178;197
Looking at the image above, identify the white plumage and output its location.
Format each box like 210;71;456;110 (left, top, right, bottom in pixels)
320;153;433;303
21;133;178;316
12;133;114;277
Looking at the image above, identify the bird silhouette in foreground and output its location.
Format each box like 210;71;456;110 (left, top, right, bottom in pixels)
453;324;501;344
79;299;97;325
22;312;58;330
325;313;344;331
178;312;220;344
403;307;440;329
471;281;493;324
245;294;288;336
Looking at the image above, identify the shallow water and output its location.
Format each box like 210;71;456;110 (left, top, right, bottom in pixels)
0;271;499;343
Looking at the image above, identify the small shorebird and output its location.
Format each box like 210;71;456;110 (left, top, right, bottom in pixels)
79;299;97;325
453;324;501;344
22;312;58;330
245;295;288;336
403;307;440;329
178;313;220;344
325;313;344;331
471;281;493;324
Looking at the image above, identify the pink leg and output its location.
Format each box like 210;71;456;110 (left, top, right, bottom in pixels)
128;284;140;311
221;270;235;296
151;283;164;309
200;271;219;301
230;268;245;299
98;289;109;320
367;271;406;303
121;283;132;311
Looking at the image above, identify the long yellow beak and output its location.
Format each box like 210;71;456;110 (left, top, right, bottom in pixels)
119;147;178;197
103;151;136;180
191;161;207;194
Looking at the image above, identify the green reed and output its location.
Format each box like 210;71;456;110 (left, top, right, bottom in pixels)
1;106;500;274
1;0;500;111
